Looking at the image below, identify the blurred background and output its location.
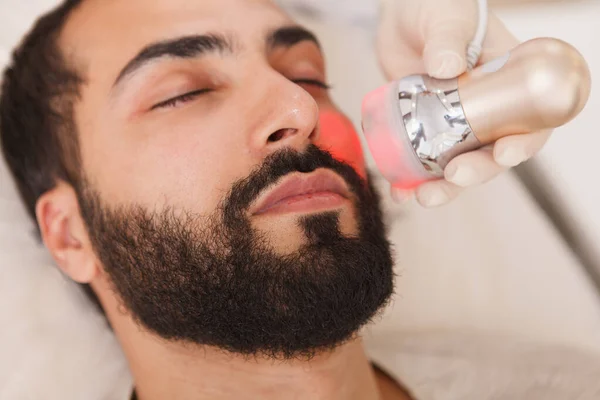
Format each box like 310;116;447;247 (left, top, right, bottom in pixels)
1;0;600;399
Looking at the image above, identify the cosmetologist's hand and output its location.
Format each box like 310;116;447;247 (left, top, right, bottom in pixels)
376;0;552;207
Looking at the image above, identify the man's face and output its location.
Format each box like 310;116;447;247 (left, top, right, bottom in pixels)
62;0;394;358
65;0;366;249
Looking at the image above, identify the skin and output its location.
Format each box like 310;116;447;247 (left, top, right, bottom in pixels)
34;0;410;399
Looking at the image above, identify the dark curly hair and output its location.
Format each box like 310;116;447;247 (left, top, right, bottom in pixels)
0;0;104;312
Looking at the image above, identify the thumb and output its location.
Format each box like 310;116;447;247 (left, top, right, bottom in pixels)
422;17;477;79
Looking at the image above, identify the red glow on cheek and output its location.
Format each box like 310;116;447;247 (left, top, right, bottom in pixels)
316;110;367;178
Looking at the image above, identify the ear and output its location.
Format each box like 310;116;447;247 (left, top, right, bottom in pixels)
36;181;99;284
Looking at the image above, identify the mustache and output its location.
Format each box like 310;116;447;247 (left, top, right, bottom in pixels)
222;145;369;216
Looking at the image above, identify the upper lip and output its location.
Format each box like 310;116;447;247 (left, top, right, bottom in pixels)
250;169;351;215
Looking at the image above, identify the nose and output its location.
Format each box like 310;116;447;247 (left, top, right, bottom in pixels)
247;72;320;155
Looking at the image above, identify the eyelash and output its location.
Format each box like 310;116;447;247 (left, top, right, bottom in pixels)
292;79;332;90
151;88;213;110
151;79;331;110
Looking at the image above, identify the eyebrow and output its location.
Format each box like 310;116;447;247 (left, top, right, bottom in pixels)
267;26;321;51
113;33;233;88
112;26;321;89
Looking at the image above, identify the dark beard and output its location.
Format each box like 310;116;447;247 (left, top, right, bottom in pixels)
78;145;395;360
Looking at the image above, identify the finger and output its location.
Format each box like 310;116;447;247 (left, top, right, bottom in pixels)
423;24;472;78
444;147;506;187
390;187;415;205
377;32;425;81
375;0;424;79
422;3;478;79
494;130;553;167
415;180;464;208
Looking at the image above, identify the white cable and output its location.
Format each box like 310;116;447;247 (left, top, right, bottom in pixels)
466;0;489;70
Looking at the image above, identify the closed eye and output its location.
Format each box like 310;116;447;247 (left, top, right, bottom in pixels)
151;88;213;110
292;79;331;90
151;79;330;111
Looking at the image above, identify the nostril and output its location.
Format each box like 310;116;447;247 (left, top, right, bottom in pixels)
268;128;297;143
268;130;285;142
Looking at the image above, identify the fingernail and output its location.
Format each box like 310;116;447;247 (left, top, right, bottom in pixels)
419;187;449;208
446;165;478;187
433;52;463;78
496;147;528;167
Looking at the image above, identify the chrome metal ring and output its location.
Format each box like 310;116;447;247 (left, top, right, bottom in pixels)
396;75;481;177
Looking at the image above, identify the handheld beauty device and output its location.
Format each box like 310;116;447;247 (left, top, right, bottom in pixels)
361;37;592;190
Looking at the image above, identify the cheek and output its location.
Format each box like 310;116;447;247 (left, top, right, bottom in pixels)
315;110;367;178
85;114;243;213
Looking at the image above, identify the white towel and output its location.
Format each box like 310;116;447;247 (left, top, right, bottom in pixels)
366;330;600;400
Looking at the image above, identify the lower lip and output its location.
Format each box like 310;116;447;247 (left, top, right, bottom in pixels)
255;192;348;216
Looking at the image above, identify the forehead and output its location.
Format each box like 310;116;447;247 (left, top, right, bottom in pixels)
60;0;292;75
